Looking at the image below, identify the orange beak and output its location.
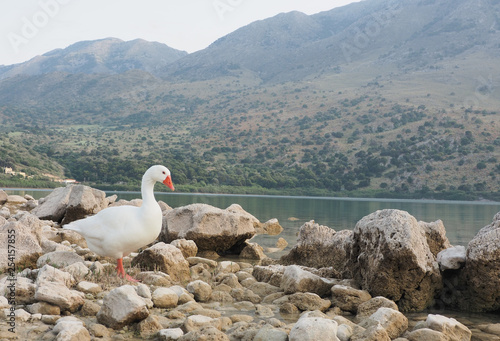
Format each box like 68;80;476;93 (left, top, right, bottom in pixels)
163;175;175;191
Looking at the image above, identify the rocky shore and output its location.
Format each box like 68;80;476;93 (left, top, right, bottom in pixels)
1;186;499;341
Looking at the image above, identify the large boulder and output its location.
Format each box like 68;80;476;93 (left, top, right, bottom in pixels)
280;221;352;276
349;209;444;312
460;211;500;312
32;185;109;224
160;203;257;254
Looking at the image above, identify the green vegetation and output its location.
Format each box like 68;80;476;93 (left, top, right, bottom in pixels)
1;65;499;201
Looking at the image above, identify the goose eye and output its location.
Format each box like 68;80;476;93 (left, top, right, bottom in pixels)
162;171;166;175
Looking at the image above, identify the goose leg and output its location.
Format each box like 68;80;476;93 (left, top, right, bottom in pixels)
116;258;140;282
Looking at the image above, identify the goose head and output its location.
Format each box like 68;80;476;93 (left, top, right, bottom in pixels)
146;165;175;191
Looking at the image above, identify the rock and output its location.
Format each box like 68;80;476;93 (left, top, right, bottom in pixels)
152;287;179;308
27;302;61;315
261;218;284;235
289;316;339;341
356;296;399;320
351;323;391;341
187;256;218;268
180;326;229;341
80;299;101;316
406;328;448;341
0;190;7;205
424;314;472;341
0;213;45;271
1;276;36;304
331;285;372;314
253;264;286;287
216;261;240;273
171;238;198;258
254;325;288;341
280;221;352;271
7;195;27;204
288;292;331;312
36;251;85;268
183;315;222;332
34;265;84;312
88;323;110;338
76;281;102;294
53;316;91;341
350;209;443;312
239;242;266;260
64;262;90;280
160;203;257;254
437;245;466;270
186;280;213;302
159;328;184;341
460;212;500;312
137;315;163;337
32;185;109;224
281;265;333;296
247;282;280;298
360;307;408;339
131;242;190;282
136;271;172;286
419;220;452;257
97;285;149;329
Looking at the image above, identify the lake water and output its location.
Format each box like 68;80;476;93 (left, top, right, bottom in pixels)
5;189;500;258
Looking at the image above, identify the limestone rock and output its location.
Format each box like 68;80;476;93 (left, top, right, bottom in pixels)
239;242;266;260
160;203;257;254
356;296;399;320
350;209;443;312
281;265;333;296
158;328;184;341
186;280;213;302
52;316;91;341
406;328;448;341
437;245;466;271
288;292;331;312
461;211;500;311
131;242;190;282
0;213;45;271
152;287;179;308
36;251;85;268
34;265;84;312
0;190;7;205
171;238;198;258
289;316;339;341
425;314;471;341
261;218;284;235
97;285;149;329
331;285;372;314
280;221;352;274
360;307;408;339
32;185;109;224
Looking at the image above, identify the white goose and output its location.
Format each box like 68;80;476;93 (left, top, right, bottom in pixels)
64;165;174;281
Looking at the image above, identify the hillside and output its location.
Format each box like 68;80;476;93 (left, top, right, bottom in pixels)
1;0;500;199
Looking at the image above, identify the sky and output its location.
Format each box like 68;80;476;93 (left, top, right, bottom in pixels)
0;0;362;66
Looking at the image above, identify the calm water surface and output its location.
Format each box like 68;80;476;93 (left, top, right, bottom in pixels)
6;189;500;258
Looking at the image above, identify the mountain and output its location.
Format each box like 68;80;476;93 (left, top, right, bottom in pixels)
1;0;500;198
159;0;500;83
0;38;187;79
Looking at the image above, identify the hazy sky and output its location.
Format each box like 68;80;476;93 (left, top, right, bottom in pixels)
1;0;361;66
